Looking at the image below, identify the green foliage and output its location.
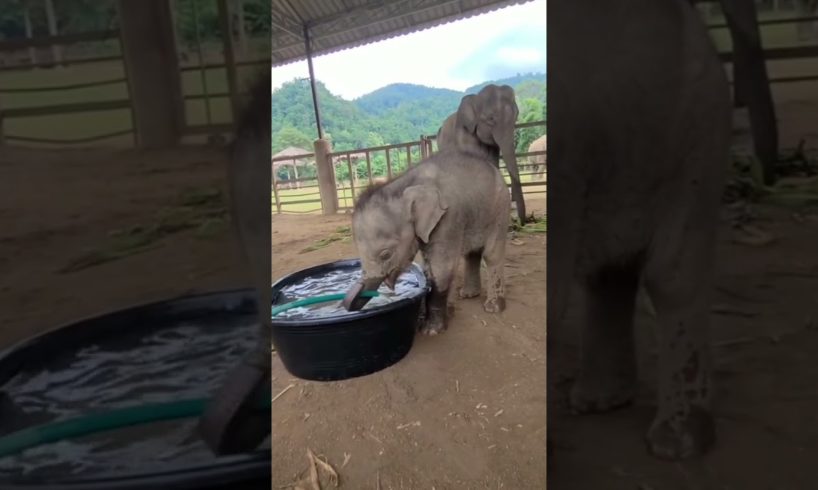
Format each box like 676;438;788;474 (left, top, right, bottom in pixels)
355;83;462;115
0;0;269;45
516;98;546;154
273;126;313;152
271;73;547;157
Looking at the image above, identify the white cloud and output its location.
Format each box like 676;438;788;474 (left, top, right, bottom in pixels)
496;47;544;64
271;0;546;100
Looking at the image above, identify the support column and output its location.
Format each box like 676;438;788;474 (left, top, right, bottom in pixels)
315;139;338;215
117;0;185;148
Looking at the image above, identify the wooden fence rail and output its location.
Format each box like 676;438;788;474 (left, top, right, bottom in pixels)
271;121;548;215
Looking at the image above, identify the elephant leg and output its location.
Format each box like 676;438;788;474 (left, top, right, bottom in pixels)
569;263;639;413
199;222;272;454
459;249;483;299
421;251;456;335
482;232;506;313
721;0;778;185
642;241;715;460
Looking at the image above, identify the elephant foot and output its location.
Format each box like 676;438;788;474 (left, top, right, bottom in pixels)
645;406;715;460
483;297;505;313
420;318;446;336
458;286;481;299
569;376;635;413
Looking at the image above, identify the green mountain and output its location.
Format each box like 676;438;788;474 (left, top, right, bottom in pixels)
355;83;462;115
271;72;546;155
464;72;546;94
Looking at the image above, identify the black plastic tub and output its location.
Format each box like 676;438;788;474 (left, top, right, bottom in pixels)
0;289;270;490
271;258;429;381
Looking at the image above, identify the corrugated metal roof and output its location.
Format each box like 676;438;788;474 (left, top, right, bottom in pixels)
272;0;535;68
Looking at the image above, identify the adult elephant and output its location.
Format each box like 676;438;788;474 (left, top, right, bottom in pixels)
549;0;731;460
693;0;778;185
437;85;527;223
527;134;547;179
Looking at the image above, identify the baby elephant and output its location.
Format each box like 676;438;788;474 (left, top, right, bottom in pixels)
342;150;510;335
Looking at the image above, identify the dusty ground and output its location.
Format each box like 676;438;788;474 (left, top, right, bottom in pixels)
2;79;818;489
549;83;818;489
270;199;548;489
549;202;818;490
0;146;247;350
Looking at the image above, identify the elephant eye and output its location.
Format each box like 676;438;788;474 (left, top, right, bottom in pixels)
379;249;393;261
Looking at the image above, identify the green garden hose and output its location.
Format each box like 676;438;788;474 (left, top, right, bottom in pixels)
0;291;381;459
0;396;272;459
270;291;380;317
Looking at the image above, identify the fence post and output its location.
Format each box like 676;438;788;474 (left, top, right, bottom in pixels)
117;0;184;148
272;167;282;213
314;138;338;215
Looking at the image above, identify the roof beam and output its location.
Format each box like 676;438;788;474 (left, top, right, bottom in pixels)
272;4;304;38
273;0;467;55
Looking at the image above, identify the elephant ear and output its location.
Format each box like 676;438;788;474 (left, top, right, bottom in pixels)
455;94;478;134
403;185;448;243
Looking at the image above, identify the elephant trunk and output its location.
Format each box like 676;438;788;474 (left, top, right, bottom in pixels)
197;324;271;455
342;276;385;311
496;129;527;223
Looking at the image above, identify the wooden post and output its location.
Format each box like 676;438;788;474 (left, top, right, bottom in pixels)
23;2;37;64
365;151;373;186
235;0;247;56
314;139;337;214
117;0;185;148
272;166;282;213
386;149;392;179
44;0;62;65
347;154;356;201
217;0;241;128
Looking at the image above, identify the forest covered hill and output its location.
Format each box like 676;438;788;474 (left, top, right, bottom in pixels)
272;72;546;155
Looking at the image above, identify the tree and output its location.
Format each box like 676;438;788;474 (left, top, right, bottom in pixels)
516;98;546;155
273;126;313;153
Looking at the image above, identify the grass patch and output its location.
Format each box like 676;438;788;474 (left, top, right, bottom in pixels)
509;213;547;234
60;186;228;273
299;225;352;254
515;214;547;234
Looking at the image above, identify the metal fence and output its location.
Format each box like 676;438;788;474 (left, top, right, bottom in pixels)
271;120;547;215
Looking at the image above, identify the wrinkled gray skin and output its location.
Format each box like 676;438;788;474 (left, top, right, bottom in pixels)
342;151;510;335
527;133;547;179
197;72;271;455
549;0;731;460
437;85;527;223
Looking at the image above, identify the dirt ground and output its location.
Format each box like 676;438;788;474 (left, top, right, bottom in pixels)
548;86;818;489
270;199;548;489
0;145;248;350
549;202;818;490
2;81;818;489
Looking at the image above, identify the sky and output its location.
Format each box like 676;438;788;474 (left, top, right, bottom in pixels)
271;0;547;100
